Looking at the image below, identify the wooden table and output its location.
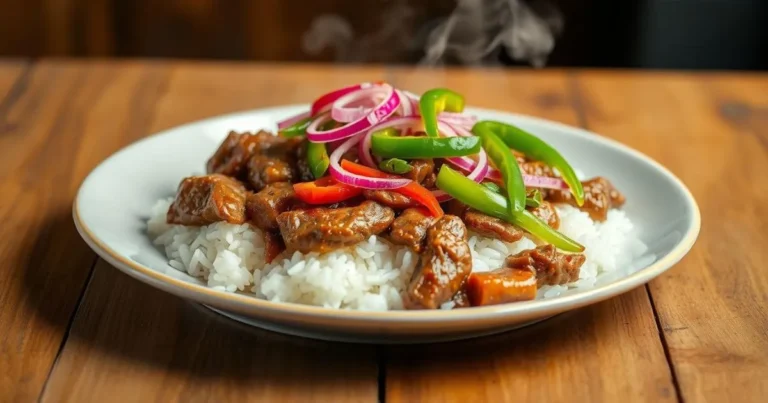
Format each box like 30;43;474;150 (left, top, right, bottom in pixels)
1;60;766;403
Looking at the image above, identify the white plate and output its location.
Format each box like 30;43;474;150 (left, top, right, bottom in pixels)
73;105;700;344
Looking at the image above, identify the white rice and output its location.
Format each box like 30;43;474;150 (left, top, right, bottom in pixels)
147;198;650;311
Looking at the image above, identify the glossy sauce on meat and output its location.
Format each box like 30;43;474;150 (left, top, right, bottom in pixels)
245;182;304;231
547;177;625;221
363;190;418;210
504;245;585;287
263;231;286;263
403;159;435;184
404;215;472;309
276;200;395;254
446;200;524;243
529;200;560;229
206;131;262;177
389;208;436;252
246;155;295;191
167;174;246;225
463;210;525;243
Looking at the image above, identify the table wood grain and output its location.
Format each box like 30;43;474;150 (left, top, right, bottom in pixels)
0;60;766;403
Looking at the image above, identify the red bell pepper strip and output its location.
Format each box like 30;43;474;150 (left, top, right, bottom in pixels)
293;176;363;205
340;160;444;218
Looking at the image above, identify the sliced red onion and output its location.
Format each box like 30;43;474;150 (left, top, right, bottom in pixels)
307;85;401;143
277;110;311;130
438;112;477;130
523;174;569;189
328;134;411;189
331;87;387;123
395;90;413;116
403;91;420;112
310;82;378;116
485;168;569;189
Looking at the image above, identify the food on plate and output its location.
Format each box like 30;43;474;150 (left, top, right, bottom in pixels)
148;83;647;311
166;174;247;225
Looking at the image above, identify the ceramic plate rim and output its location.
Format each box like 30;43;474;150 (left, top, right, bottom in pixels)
73;104;701;324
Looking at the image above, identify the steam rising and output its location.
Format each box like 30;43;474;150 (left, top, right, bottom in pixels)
302;0;562;67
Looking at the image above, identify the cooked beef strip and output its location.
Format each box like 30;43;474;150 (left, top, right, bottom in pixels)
403;159;435;184
276;200;395;254
547;176;625;221
422;159;442;189
264;231;286;264
465;267;538;306
463;210;525;243
444;200;524;243
246;182;304;231
404;215;472;309
529;200;560;229
362;190;418;210
246;154;295;191
504;245;585;287
207;130;295;178
206;131;260;177
389;208;436;252
167;174;246;225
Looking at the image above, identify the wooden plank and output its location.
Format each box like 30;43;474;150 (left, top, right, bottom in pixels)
573;71;768;402
44;262;377;402
42;62;385;402
385;68;678;403
0;60;172;401
0;61;27;100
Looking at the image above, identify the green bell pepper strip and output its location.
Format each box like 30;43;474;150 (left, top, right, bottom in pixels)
475;120;585;206
379;158;413;174
370;133;482;159
526;189;543;208
279;116;313;138
419;88;465;138
485;183;542;208
436;165;584;252
482;182;501;193
306;141;329;179
472;124;526;213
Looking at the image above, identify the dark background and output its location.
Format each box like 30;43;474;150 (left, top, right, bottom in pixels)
1;0;766;70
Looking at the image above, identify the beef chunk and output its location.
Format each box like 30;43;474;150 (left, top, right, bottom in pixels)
246;182;304;231
276;201;395;254
504;245;586;287
264;231;286;264
528;200;560;229
246;155;295;191
167;174;246;225
445;200;524;243
362;190;418;210
403;159;435;184
404;215;472;309
463;210;525;243
547;177;625;221
389;208;436;252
